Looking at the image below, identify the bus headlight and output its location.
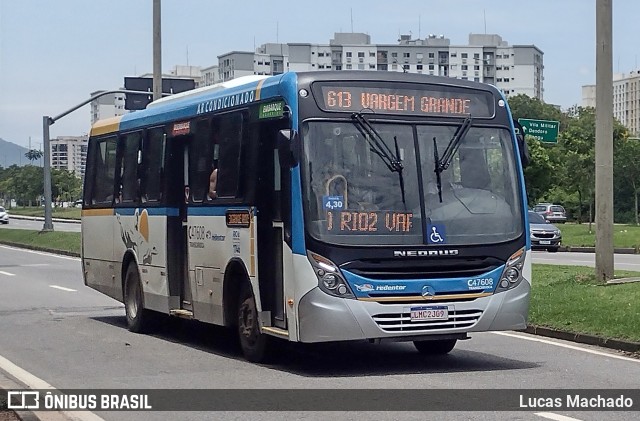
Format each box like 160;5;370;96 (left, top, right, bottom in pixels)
495;247;526;293
307;251;355;298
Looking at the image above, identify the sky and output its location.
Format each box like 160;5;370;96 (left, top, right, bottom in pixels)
0;0;637;148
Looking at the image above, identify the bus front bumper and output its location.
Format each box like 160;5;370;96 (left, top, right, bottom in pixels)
297;280;530;343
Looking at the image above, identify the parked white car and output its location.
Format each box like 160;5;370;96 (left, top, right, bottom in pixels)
0;206;9;224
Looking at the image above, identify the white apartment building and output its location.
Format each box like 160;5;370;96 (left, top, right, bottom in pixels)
216;32;544;100
200;64;221;87
90;90;126;125
583;71;640;135
50;136;88;178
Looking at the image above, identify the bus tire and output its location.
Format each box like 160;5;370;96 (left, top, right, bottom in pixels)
124;263;153;333
413;339;457;355
237;282;275;363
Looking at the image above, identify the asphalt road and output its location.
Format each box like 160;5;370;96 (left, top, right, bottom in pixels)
1;217;81;232
0;245;638;421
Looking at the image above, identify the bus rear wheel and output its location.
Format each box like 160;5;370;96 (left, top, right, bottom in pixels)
237;283;275;363
413;339;457;355
124;263;153;333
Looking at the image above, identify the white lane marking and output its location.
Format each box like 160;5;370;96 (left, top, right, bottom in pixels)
0;353;104;421
0;270;15;276
22;263;50;267
0;244;79;261
493;332;640;363
535;412;583;421
49;285;77;292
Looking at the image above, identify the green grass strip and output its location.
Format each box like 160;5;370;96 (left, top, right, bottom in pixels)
0;228;80;255
530;264;640;342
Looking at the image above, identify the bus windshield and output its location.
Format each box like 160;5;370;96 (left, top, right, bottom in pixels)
301;120;523;246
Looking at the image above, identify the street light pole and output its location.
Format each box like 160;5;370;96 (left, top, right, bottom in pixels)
42;116;54;231
153;0;162;101
595;0;614;280
41;89;167;232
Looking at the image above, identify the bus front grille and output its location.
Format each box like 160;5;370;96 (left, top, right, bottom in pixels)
342;257;502;281
372;309;482;332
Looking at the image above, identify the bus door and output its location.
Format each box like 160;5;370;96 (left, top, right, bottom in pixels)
164;130;192;314
253;118;291;330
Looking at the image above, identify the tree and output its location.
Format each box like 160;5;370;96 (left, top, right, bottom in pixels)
24;149;43;165
522;136;554;205
506;94;568;207
52;169;82;204
615;138;640;225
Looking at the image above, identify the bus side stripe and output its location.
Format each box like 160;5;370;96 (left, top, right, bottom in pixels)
82;209;115;217
115;207;179;216
187;206;251;217
255;79;266;101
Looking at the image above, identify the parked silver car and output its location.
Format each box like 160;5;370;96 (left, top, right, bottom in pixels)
529;210;561;252
534;203;567;223
0;206;9;224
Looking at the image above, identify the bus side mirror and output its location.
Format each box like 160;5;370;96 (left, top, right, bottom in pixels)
513;120;530;168
277;129;299;168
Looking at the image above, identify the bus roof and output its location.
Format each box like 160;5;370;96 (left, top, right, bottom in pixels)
89;74;285;137
146;75;269;109
89;71;502;137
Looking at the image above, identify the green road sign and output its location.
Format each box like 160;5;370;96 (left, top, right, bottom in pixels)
518;118;560;143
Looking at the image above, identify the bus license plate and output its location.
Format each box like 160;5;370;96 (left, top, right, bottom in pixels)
540;240;551;245
410;306;448;322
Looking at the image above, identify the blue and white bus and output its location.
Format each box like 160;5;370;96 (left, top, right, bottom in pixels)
81;71;531;362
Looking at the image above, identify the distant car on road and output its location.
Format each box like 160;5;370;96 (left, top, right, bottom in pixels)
0;206;9;224
534;203;567;224
529;210;561;252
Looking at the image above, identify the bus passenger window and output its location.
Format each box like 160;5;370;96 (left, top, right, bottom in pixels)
141;128;165;203
188;119;213;202
88;136;117;205
119;132;142;204
211;113;242;198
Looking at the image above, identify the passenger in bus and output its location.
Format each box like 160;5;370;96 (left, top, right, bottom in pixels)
208;164;218;200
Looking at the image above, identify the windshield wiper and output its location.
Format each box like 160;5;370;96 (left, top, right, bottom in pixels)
433;114;473;202
351;112;406;204
351;113;403;172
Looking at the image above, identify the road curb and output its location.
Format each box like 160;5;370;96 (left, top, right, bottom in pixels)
0;241;79;258
9;215;80;224
558;245;638;254
524;325;640;354
1;370;45;421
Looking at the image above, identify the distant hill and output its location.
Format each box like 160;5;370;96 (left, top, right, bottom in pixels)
0;138;30;168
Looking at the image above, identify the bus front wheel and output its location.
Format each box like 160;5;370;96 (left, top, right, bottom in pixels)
413;339;457;355
237;283;275;363
124;263;153;333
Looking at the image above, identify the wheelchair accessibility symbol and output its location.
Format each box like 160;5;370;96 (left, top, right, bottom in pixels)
427;224;446;244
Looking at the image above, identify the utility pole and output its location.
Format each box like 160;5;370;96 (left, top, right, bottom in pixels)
595;0;614;280
153;0;162;101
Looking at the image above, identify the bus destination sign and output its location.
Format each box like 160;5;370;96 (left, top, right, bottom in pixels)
326;210;416;234
316;84;494;117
